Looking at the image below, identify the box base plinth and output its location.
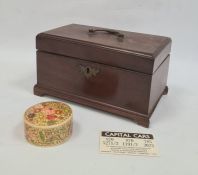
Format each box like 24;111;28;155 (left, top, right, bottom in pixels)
34;84;168;128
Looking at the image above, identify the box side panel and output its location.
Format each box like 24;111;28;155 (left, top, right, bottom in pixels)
148;55;170;114
153;42;171;72
36;51;151;115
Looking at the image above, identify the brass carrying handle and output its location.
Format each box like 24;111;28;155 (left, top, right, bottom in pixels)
88;28;124;38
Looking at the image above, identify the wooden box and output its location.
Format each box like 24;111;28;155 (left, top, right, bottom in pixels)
34;24;171;127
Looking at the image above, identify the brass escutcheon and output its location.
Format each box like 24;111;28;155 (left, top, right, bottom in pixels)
80;65;99;79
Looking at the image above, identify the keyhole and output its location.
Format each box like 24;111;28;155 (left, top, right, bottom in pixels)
86;67;90;74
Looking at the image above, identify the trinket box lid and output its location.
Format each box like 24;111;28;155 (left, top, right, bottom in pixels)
24;101;72;127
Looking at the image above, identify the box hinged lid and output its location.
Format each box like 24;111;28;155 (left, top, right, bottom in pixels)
36;24;171;74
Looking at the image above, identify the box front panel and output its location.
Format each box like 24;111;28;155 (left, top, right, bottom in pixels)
37;51;151;114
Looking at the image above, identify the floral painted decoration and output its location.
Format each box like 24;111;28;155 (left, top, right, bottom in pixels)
24;101;72;126
24;101;72;147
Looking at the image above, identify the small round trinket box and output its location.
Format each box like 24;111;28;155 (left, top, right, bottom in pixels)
24;101;72;147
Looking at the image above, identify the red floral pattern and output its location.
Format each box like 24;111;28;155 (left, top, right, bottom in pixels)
24;101;72;126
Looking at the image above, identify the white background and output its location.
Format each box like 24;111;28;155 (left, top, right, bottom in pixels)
0;0;198;175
